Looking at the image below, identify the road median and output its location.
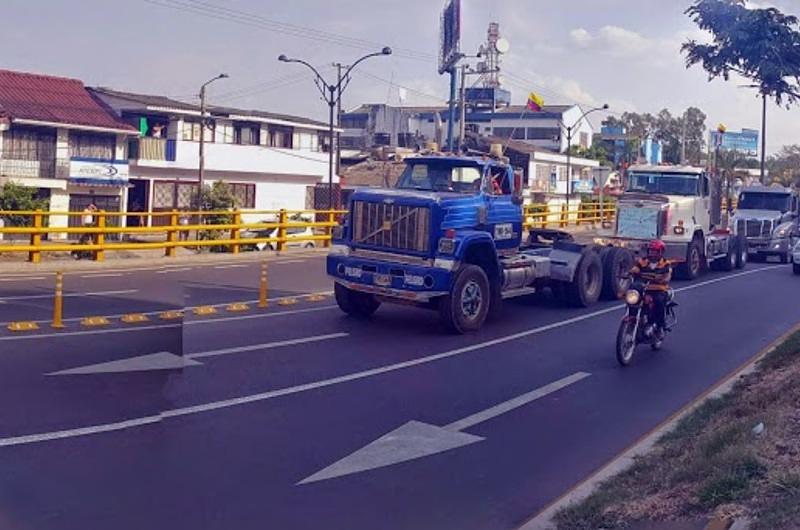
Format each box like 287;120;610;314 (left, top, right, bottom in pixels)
551;325;800;530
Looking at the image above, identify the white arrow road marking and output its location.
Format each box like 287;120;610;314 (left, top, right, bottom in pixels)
298;372;591;485
45;333;348;375
47;352;201;375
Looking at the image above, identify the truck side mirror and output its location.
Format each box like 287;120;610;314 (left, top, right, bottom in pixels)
512;170;524;205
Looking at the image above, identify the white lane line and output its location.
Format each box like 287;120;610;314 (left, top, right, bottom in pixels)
80;273;125;278
186;333;349;360
155;267;193;274
0;289;139;302
0;324;182;342
272;259;307;265
0;277;46;282
213;264;249;270
0;265;781;446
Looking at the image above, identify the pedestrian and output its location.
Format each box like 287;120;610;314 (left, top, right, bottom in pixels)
179;210;190;242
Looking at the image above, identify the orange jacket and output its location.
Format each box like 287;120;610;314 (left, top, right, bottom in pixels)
630;257;672;292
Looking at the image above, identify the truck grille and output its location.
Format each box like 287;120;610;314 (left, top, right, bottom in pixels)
352;201;430;253
738;219;774;238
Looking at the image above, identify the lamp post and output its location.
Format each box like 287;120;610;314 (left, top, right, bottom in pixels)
738;84;768;184
198;74;229;201
562;104;609;212
279;47;392;210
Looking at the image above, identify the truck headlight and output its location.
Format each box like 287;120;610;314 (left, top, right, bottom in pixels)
438;238;456;255
625;290;641;306
329;244;350;257
332;225;344;240
673;226;685;235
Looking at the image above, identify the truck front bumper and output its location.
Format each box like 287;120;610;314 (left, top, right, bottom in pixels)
745;237;789;256
327;253;453;302
593;236;688;262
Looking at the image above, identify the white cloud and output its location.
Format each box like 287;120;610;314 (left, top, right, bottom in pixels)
569;28;592;49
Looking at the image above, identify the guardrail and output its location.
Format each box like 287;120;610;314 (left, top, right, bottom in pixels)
523;202;617;230
0;209;345;263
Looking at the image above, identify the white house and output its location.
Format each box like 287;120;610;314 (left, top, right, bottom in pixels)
91;88;337;225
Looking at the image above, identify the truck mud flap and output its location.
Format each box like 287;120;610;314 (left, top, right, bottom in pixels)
548;244;585;283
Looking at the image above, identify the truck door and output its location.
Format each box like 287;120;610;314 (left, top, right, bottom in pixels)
485;164;522;251
697;174;711;230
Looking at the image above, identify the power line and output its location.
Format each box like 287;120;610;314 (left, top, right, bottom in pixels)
358;70;446;104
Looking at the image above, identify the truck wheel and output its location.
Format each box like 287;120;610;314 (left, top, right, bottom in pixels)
601;247;633;300
719;237;737;272
439;265;490;334
487;277;504;321
334;283;380;318
735;236;747;269
677;238;703;280
779;249;791;264
567;250;603;307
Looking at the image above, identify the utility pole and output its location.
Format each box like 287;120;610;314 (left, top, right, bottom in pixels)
333;63;347;176
198;74;229;208
446;67;457;152
680;110;687;165
760;92;767;184
458;65;467;151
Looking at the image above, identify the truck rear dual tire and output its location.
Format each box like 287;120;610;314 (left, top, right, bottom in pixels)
601;247;633;300
440;265;491;334
334;283;381;318
565;250;603;308
713;237;737;272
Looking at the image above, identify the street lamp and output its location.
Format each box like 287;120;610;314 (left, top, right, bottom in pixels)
561;104;609;212
279;47;392;210
739;84;768;184
198;73;229;199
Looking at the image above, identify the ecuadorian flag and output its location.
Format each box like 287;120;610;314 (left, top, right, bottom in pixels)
526;92;544;112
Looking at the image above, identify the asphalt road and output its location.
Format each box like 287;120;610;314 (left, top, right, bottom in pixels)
0;254;798;530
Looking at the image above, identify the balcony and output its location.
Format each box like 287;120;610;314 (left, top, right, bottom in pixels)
0;158;58;179
128;138;177;162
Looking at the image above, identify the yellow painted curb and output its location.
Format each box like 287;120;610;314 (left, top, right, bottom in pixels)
7;321;40;332
159;310;184;321
278;298;298;306
121;314;150;324
226;303;250;312
193;306;218;316
81;316;110;327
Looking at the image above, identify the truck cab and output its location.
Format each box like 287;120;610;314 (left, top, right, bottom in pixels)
731;186;799;263
596;164;746;279
328;154;614;333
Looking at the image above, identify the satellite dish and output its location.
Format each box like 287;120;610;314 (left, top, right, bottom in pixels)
496;38;510;54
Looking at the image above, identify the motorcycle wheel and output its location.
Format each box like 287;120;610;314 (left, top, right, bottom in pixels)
616;319;637;367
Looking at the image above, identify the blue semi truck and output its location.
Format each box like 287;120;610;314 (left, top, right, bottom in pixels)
327;154;632;333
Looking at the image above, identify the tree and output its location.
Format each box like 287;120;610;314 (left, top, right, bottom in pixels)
767;145;800;186
567;144;611;166
0;182;48;227
197;181;237;253
683;0;800;107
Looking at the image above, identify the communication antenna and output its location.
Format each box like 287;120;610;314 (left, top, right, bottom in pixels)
478;22;508;88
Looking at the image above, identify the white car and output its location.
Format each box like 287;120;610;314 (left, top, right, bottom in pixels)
793;238;800;275
243;225;316;251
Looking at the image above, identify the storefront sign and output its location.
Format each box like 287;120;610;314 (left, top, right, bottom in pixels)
69;160;129;185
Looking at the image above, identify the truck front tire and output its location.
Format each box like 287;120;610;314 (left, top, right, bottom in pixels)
735;235;747;269
440;265;490;334
677;238;703;280
334;283;381;318
566;250;603;307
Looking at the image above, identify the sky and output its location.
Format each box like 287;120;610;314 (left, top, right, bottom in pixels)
2;0;798;154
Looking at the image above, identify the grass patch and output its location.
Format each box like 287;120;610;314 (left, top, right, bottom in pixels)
554;328;800;529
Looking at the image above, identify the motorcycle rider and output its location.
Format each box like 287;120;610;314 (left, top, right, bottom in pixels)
629;240;672;339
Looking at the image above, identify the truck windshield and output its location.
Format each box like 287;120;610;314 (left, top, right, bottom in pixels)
738;192;791;212
627;172;700;196
396;162;483;193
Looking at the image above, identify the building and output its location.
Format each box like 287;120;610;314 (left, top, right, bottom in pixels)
0;69;137;236
340;102;595;154
709;128;759;157
91;88;335;224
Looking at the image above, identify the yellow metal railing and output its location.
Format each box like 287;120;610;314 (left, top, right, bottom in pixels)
522;202;617;230
0;209;345;263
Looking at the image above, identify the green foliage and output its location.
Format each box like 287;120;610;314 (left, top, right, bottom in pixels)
683;0;800;107
0;182;48;227
197;181;236;253
768;145;800;187
567;144;610;166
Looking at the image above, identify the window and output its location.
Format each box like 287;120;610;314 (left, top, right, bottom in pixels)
230;183;256;208
234;124;260;146
488;165;511;195
580;132;589;148
627;172;701;196
268;125;293;148
526;127;561;141
396;162;482;193
218;123;234;144
2;127;56;161
182;121;214;142
341;114;368;129
69;132;116;160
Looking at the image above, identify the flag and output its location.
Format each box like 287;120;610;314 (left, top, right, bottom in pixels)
526;92;544;112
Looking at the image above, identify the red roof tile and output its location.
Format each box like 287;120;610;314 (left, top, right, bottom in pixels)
0;69;135;132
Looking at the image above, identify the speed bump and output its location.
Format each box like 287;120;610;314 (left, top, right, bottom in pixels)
277;298;298;306
7;321;40;332
307;294;327;302
81;316;110;327
121;313;150;324
193;306;218;316
226;303;250;312
159;310;183;321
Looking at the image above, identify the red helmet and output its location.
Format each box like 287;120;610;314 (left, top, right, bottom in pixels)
647;239;666;260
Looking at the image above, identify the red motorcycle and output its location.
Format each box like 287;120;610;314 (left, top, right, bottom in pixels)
616;281;678;366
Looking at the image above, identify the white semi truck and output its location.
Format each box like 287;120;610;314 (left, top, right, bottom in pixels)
595;165;747;279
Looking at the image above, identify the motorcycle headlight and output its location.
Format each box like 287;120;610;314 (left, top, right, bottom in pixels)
625;290;641;306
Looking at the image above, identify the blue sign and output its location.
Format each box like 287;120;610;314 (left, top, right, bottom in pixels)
710;128;759;157
438;0;461;74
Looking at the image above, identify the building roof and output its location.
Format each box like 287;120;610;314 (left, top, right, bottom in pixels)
344;103;576;116
0;69;136;133
91;87;330;130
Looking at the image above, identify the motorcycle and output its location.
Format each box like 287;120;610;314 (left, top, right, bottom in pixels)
616;281;678;366
70;234;94;260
